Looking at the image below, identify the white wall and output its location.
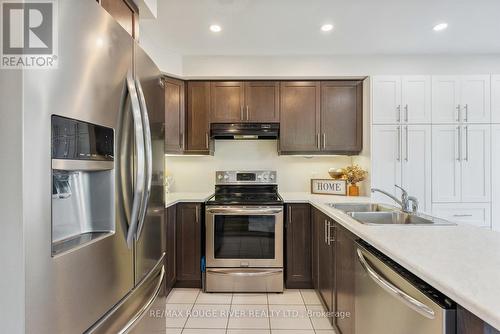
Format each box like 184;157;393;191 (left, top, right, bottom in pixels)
182;54;500;78
165;141;353;193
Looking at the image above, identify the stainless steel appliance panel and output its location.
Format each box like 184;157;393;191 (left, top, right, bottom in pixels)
133;44;166;285
87;256;166;334
206;268;283;292
23;1;134;333
354;243;455;334
206;206;283;268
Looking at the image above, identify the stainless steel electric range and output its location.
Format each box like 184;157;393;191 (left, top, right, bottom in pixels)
205;171;284;293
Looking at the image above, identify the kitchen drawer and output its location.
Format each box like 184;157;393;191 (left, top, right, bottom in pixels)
432;203;491;228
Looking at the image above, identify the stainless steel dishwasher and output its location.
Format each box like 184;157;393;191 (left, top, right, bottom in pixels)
354;241;456;334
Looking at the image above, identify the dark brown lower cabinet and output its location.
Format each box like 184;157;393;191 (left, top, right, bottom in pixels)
334;224;357;334
285;204;312;289
175;203;202;288
165;206;176;294
457;305;500;334
313;208;336;325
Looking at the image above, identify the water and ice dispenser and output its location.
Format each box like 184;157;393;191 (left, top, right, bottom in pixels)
51;115;115;256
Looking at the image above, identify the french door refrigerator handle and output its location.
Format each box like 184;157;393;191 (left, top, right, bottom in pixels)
356;248;436;320
135;78;153;241
117;265;165;334
123;70;146;249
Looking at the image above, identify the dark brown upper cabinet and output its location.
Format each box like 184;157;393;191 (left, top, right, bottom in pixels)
244;81;280;122
279;80;363;155
210;82;245;123
164;78;185;154
321;81;363;154
186;82;212;154
210;81;280;123
279;81;321;153
100;0;139;39
285;204;312;289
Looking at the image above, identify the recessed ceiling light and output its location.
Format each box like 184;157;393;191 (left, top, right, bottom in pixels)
321;24;334;32
210;24;222;33
433;23;448;31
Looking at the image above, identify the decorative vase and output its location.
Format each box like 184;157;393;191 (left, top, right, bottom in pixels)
348;183;359;196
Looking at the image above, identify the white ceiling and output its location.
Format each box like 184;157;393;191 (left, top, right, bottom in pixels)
140;0;500;56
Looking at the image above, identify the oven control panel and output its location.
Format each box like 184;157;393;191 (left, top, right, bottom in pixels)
216;170;277;185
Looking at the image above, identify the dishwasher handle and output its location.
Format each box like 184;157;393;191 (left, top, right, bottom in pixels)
356;248;436;320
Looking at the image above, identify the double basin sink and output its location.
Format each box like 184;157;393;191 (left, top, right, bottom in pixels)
328;203;455;226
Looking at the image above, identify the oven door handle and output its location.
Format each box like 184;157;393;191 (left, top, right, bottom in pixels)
205;207;283;215
207;269;282;277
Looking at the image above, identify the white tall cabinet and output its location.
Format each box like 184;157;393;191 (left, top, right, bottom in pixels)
432;75;491;124
371;76;432;213
430;75;491;228
371;75;493;227
492;125;500;232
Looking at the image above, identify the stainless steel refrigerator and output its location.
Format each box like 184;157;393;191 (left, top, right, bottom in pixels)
17;1;166;333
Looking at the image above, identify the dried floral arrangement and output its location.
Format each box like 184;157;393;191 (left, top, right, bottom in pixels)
340;165;368;185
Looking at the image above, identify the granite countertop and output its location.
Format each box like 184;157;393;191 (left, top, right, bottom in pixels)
165;191;500;329
281;192;500;331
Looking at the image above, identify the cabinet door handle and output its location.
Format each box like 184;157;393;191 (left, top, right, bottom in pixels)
397;126;401;161
464;126;469;161
456;105;461;122
205;132;209;149
457;126;461;161
464;104;469;122
397;105;401;122
323;133;326;149
246;105;249;121
327;220;331;246
324;220;328;244
317;133;320;149
287;206;292;227
195;206;199;223
405;104;409;122
453;214;473;217
240;106;244;120
405;126;409;162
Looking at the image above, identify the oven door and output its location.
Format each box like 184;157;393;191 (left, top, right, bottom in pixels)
205;206;283;268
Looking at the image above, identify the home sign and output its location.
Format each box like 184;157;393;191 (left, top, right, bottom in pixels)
311;179;347;195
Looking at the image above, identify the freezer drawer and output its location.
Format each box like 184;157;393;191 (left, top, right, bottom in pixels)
206;268;283;292
354;242;455;334
87;255;166;334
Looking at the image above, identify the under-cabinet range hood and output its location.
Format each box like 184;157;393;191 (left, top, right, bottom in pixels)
210;123;279;140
